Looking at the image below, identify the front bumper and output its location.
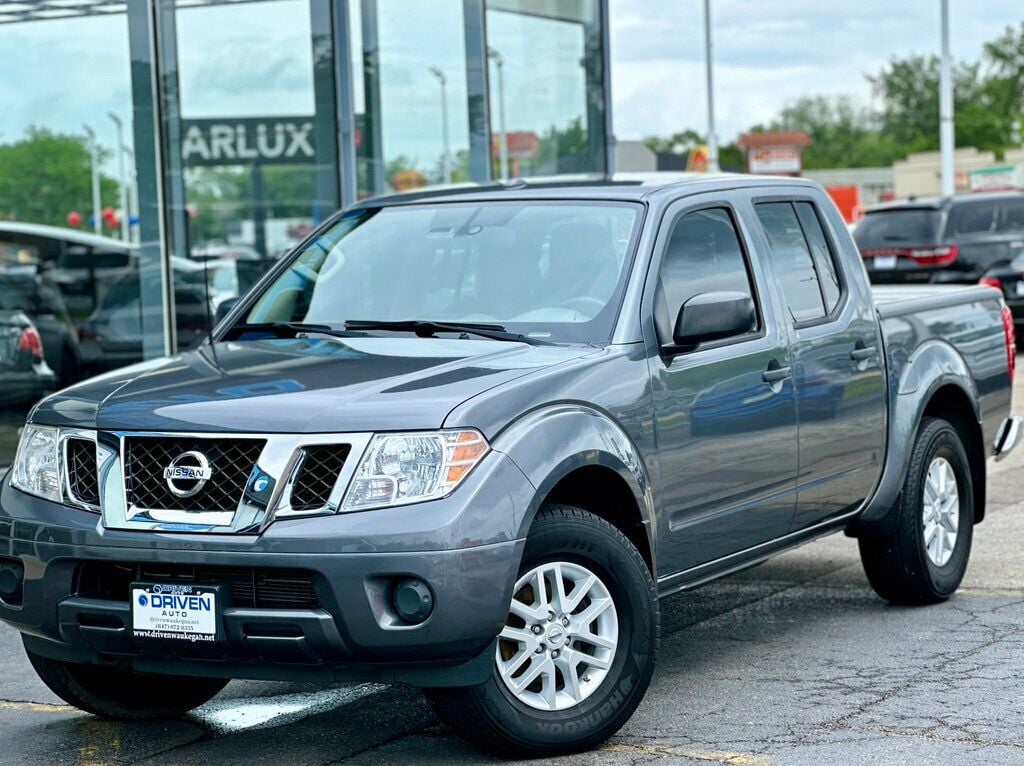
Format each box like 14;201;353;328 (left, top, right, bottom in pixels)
0;449;534;686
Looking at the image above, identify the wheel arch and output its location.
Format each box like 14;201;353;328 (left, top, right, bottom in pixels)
854;338;985;533
492;404;657;576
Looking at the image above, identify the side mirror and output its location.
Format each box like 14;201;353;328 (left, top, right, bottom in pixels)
214;296;240;325
670;291;756;351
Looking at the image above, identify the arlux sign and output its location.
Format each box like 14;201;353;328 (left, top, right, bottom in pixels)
181;116;316;167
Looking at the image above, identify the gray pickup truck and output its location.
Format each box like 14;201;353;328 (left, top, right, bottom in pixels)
1;175;1019;757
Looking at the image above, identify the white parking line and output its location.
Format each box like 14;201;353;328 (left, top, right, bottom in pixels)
191;683;386;734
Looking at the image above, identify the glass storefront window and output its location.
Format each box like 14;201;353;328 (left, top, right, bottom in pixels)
0;9;137;465
352;0;471;198
485;0;607;179
167;0;338;350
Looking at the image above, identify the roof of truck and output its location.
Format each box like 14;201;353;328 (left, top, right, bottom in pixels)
351;172;821;209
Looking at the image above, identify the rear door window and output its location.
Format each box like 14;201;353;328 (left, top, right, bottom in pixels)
794;202;843;313
755;202;826;323
948;200;999;236
996;198;1024;234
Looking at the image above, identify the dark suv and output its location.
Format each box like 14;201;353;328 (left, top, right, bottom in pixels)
855;192;1024;284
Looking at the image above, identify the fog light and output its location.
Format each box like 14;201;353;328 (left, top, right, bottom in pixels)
0;559;24;606
392;577;433;624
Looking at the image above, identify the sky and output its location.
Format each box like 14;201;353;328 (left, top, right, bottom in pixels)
609;0;1024;143
0;1;1022;178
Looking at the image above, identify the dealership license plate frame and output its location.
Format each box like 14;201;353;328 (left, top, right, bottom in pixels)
130;582;224;642
872;255;898;270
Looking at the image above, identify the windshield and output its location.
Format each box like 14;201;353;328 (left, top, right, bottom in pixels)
243;200;642;344
854;208;941;248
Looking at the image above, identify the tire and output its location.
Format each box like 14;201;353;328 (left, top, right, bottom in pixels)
859;417;974;605
426;504;658;757
25;643;228;720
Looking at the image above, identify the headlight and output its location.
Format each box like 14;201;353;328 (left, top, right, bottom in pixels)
341;429;489;511
11;424;62;503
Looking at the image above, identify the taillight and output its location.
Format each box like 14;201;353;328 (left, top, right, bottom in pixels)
980;276;1003;292
18;327;43;359
908;245;959;266
1001;304;1016;383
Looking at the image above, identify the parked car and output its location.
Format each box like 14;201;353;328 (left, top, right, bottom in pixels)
855;192;1024;284
77;259;214;373
0;270;82;386
1;176;1019;757
0;310;56;406
0;222;137;321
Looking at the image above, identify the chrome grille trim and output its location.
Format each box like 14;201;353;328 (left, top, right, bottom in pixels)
98;431;374;534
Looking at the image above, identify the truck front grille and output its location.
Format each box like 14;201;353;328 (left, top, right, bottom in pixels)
75;561;321;609
124;436;265;512
66;437;99;506
289;444;351;511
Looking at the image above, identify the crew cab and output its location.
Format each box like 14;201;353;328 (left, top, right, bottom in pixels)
0;175;1019;757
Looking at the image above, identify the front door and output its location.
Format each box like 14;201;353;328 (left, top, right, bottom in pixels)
644;201;800;577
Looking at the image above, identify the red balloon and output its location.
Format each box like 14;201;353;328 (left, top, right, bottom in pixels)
66;211;82;227
107;215;120;229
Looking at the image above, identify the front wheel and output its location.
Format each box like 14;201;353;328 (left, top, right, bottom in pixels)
859;417;974;604
426;504;658;757
25;643;229;720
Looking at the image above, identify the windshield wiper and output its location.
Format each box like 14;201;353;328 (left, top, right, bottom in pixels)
225;322;366;339
344;319;556;346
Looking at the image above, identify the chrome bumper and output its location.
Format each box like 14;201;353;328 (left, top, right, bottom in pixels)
994;415;1023;461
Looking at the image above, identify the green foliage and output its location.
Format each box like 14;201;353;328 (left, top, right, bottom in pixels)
648;24;1024;171
0;127;118;227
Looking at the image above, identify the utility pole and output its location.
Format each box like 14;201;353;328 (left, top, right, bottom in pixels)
428;66;452;184
488;47;510;180
704;0;719;172
939;0;955;196
82;124;102;235
108;112;129;241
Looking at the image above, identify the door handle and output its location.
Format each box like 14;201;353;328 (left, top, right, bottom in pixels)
762;363;793;384
850;342;877;362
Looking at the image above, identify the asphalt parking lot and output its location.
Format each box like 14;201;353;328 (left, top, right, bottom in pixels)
0;388;1022;765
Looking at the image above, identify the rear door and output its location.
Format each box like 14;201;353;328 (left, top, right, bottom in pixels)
643;195;799;575
752;193;886;530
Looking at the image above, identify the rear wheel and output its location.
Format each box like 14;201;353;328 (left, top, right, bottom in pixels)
25;643;228;720
859;417;974;604
426;504;658;757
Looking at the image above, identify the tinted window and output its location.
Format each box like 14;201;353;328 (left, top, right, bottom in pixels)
997;198;1024;234
795;202;842;313
756;202;826;323
949;201;998;236
654;208;756;343
854;209;940;248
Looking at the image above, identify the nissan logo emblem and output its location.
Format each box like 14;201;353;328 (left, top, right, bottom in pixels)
162;450;213;498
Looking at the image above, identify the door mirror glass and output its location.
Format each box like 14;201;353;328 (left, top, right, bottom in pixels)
672;291;756;349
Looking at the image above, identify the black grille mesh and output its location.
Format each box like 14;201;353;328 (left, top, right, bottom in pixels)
290;445;351;511
124;437;264;512
76;561;320;609
66;438;99;506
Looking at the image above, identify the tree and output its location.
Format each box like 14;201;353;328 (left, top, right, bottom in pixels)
0;127;118;228
982;23;1024;145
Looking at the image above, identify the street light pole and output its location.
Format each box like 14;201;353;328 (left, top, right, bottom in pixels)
82;124;101;235
108;112;129;241
703;0;719;172
939;0;955;196
428;66;452;184
123;144;139;244
488;47;510;180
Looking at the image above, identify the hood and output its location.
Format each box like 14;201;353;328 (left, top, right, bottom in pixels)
32;336;595;433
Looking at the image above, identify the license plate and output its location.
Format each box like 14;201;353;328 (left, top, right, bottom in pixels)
131;583;220;642
873;255;897;270
1015;281;1024;298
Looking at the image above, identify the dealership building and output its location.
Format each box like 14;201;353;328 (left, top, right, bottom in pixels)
0;0;612;462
